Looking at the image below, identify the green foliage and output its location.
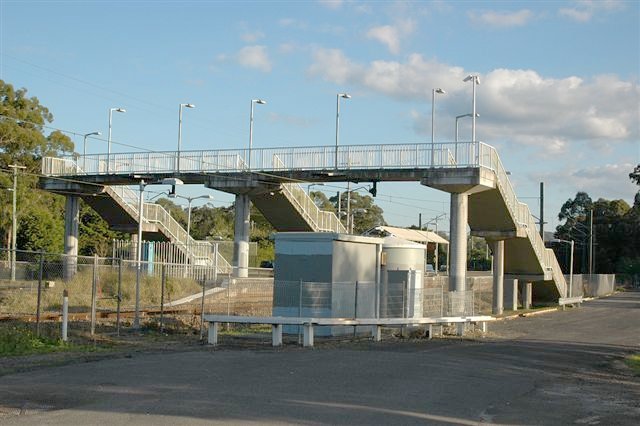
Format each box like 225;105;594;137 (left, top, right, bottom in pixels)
626;354;640;376
17;195;65;253
630;164;640;186
555;192;640;275
329;190;386;233
0;324;71;356
0;80;73;171
79;201;125;256
156;198;188;228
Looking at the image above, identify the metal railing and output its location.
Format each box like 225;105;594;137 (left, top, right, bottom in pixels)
42;141;484;176
107;186;232;273
485;147;567;296
272;154;346;233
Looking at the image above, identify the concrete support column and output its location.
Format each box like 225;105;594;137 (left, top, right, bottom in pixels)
491;240;504;315
233;194;250;278
449;192;468;292
63;195;80;280
524;282;532;309
504;278;518;311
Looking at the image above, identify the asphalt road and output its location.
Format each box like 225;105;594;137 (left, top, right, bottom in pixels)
1;291;639;425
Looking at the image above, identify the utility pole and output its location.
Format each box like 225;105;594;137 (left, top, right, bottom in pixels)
418;213;422;230
9;164;26;281
539;182;544;241
589;207;593;275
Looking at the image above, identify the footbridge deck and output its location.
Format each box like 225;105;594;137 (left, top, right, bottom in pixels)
40;141;567;305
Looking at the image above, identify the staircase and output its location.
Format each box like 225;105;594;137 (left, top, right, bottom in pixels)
102;186;232;273
470;145;567;298
249;155;346;233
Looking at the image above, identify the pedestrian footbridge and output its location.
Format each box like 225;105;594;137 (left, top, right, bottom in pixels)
40;141;567;309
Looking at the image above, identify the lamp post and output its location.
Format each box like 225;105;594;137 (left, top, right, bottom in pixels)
455;113;479;165
425;212;447;274
551;238;574;298
463;75;480;143
350;208;367;234
431;88;446;166
177;103;195;172
8;164;26;281
107;107;126;173
335;93;351;169
169;193;214;238
249;99;266;170
82;131;101;171
307;183;325;195
133;177;183;329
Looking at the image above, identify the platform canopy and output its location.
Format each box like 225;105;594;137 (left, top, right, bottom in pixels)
363;225;449;245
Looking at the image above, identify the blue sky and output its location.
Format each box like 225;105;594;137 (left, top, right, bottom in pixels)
1;0;638;233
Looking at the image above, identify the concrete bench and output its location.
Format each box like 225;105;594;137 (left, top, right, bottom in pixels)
559;296;584;308
203;315;494;348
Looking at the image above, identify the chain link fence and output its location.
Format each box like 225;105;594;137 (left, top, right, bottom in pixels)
2;247;485;343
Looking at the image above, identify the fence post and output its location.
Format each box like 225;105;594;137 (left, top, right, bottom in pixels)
62;289;69;342
353;281;359;337
160;264;166;334
199;270;207;341
298;280;303;345
36;250;44;337
116;257;122;336
90;253;98;336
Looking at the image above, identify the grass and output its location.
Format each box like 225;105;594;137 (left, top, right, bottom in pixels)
625;354;640;375
0;266;203;315
0;324;98;357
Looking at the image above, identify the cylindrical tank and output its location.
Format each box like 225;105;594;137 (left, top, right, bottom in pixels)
380;236;426;318
381;236;426;272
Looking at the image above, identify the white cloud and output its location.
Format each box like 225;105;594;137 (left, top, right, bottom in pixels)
236;45;272;72
468;9;534;28
306;50;640;148
536;163;638;202
365;20;415;54
241;31;265;43
559;0;625;22
317;0;343;10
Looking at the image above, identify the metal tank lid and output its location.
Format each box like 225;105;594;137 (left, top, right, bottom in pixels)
382;236;426;249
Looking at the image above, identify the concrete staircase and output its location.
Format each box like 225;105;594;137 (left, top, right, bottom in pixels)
469;148;567;299
249;154;346;233
250;182;346;232
98;186;232;273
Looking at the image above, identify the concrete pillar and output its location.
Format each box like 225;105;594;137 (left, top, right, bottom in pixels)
491;240;504;315
504;278;518;311
524;282;532;309
233;194;250;278
449;193;468;292
63;195;80;280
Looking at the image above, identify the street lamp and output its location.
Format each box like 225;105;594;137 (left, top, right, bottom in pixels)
307;183;325;195
169;193;214;238
462;75;480;143
455;113;479;164
248;99;266;170
107;107;126;173
133;177;183;329
551;238;574;298
350;208;367;234
177;103;195;172
82;131;101;171
431;88;446;166
335;93;351;169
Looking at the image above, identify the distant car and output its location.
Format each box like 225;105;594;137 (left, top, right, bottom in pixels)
260;260;274;269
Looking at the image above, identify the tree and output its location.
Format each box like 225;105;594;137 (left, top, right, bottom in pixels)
79;201;126;256
0;80;73;171
0;80;73;253
630;164;640;186
328;191;386;234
